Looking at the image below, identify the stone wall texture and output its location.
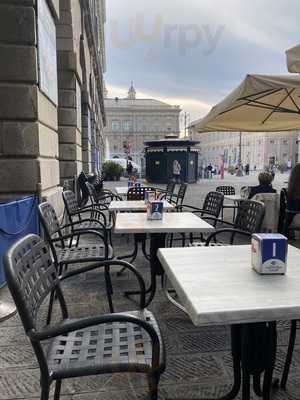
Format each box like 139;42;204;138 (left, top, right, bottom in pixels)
0;0;106;215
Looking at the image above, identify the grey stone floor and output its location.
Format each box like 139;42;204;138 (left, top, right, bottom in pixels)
1;176;300;400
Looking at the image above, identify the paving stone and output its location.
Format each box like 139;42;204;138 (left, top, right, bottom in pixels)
1;179;300;399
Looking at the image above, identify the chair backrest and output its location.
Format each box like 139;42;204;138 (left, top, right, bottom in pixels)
216;186;235;195
86;181;97;205
77;171;89;203
252;193;279;233
127;186;156;201
234;199;265;234
175;183;187;205
38;202;64;261
166;181;176;199
4;234;68;376
202;191;224;217
62;190;80;223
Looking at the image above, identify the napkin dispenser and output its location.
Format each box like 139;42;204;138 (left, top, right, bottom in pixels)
251;233;288;275
147;201;163;220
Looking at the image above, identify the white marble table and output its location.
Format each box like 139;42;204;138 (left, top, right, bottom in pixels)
115;212;215;306
158;244;300;399
114;212;214;234
224;194;243;202
109;200;174;212
158;244;300;326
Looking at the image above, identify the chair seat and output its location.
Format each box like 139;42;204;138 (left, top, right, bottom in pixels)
57;244;114;264
47;309;165;379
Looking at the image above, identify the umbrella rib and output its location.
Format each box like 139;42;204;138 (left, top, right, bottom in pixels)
262;88;296;124
219;88;281;116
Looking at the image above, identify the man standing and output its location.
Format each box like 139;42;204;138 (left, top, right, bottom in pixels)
126;161;133;177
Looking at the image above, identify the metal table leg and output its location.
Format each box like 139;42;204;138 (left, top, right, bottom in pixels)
124;233;166;307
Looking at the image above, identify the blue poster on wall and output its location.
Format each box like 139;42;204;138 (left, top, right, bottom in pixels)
0;196;39;287
37;0;58;105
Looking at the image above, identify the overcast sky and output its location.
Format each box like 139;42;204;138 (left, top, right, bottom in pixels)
104;0;300;125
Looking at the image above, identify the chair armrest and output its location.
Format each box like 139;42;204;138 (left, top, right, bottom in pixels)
29;313;160;350
60;218;106;231
69;209;107;225
60;260;146;309
52;230;107;247
205;228;251;246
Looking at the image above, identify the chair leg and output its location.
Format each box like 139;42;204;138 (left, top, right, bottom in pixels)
54;380;62;400
281;319;297;389
40;384;50;400
46;289;55;325
104;266;114;313
148;372;160;400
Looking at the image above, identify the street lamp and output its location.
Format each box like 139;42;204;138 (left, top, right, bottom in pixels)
236;131;243;176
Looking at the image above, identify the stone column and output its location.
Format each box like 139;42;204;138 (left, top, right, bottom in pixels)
0;0;63;215
56;0;83;184
81;99;92;174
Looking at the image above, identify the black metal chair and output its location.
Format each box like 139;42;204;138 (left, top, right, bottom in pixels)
202;199;265;246
4;234;165;400
38;202;114;318
62;190;113;245
216;185;238;220
173;191;224;246
171;183;187;206
62;189;109;227
117;186;157;275
127;186;157;200
156;182;176;202
85;181;121;207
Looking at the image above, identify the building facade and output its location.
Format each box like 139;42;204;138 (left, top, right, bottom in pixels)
104;84;181;168
0;0;106;216
188;123;299;170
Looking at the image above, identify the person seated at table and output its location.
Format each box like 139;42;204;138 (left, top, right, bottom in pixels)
283;164;300;234
248;172;276;199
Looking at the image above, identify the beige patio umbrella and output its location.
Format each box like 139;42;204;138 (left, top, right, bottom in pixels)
195;74;300;133
286;44;300;73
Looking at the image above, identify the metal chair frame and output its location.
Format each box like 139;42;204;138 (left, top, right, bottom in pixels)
216;185;238;221
4;234;165;400
170;183;187;206
203;199;265;246
38;202;114;319
116;186;157;275
62;190;113;245
174;191;224;246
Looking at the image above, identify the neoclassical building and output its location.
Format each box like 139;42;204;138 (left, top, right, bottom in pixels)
104;84;181;168
188;123;299;170
0;0;106;216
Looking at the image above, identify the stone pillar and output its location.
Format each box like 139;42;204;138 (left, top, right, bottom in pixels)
0;0;63;215
56;0;83;184
81;100;92;174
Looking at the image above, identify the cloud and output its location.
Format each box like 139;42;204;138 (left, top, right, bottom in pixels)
106;84;212;121
104;0;300;124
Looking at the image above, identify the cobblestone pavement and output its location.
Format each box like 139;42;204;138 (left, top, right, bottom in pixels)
1;174;300;400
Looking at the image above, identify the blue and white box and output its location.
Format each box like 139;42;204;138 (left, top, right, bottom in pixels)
251;233;288;275
147;201;163;220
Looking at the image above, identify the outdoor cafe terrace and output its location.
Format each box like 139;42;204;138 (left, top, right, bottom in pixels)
1;174;300;400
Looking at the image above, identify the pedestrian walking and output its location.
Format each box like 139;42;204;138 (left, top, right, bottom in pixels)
173;159;181;183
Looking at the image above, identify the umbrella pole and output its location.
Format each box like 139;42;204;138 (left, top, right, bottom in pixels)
236;132;243;176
